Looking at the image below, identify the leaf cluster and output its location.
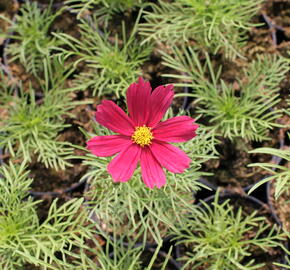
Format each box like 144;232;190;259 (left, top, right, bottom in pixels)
171;192;286;270
92;221;172;270
248;145;290;199
3;1;63;75
54;14;152;97
0;57;81;170
139;0;262;59
161;46;288;142
0;162;93;269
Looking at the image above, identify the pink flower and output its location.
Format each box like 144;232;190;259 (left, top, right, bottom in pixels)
87;78;199;189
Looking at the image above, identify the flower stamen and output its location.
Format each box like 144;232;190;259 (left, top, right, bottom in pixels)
131;126;153;147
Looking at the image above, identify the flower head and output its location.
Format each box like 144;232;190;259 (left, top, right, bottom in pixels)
87;77;199;188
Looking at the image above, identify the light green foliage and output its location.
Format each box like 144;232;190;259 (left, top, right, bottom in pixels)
171;192;286;270
275;263;290;269
96;235;144;270
161;46;288;141
65;0;143;21
0;57;81;170
93;222;172;270
4;1;63;74
54;14;152;97
0;162;93;269
248;145;290;199
80;109;217;245
139;0;262;59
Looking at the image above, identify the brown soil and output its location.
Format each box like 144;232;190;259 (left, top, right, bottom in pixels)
28;158;86;193
202;134;280;189
0;0;289;268
0;0;18;45
245;1;290;57
51;9;80;39
64;103;95;133
7;62;40;91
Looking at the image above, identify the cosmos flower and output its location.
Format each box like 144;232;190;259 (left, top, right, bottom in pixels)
87;77;198;188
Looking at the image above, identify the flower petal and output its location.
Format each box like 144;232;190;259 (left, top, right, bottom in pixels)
140;147;166;189
153;116;198;143
150;141;191;173
95;100;135;136
147;84;174;127
107;143;141;183
126;77;152;126
87;135;131;157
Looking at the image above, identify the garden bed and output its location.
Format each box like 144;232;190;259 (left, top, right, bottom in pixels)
0;0;289;269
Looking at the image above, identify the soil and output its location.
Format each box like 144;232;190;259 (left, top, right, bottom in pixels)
0;0;18;45
28;159;86;193
202;134;280;189
51;9;80;38
245;1;290;56
1;0;290;268
176;194;286;270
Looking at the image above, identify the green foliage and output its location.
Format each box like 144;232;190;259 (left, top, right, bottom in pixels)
4;1;63;74
54;13;152;97
96;233;144;270
248;146;290;199
161;46;288;141
139;0;262;59
171;192;286;270
0;162;93;269
79;109;217;245
65;0;143;21
93;222;172;270
0;57;81;170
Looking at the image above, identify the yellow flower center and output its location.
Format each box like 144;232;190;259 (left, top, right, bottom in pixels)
131;126;153;147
